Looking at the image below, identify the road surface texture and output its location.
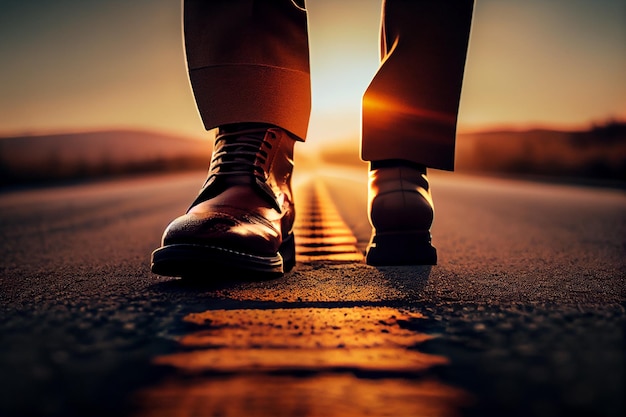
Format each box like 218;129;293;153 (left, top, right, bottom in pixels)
0;165;624;417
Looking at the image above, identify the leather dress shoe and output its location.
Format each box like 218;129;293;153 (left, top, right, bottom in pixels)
366;160;437;265
151;124;297;278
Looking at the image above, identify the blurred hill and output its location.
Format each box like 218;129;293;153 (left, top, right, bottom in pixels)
319;121;626;184
0;130;212;186
455;121;626;180
2;122;624;188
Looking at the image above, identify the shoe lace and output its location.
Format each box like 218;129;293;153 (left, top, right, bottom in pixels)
209;127;272;181
190;126;283;211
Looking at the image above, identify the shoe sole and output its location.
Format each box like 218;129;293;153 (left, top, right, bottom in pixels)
366;230;437;266
151;234;295;279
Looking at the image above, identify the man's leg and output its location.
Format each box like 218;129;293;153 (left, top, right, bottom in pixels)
151;0;311;278
184;0;311;140
362;0;474;265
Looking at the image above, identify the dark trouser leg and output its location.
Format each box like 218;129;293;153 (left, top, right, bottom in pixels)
361;0;474;170
184;0;312;140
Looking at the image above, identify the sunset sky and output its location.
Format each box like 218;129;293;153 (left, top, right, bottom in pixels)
0;0;624;148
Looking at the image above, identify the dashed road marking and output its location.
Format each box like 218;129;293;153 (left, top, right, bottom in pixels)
294;180;363;262
135;307;469;417
154;307;443;373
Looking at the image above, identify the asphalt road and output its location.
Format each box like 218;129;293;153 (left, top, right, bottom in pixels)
0;166;624;417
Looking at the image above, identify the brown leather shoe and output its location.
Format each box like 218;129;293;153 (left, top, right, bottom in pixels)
151;124;297;278
366;160;437;265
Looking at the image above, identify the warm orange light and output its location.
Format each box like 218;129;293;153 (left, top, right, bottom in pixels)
363;94;458;126
134;306;471;417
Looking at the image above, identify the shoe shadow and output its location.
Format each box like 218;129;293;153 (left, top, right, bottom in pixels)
150;263;432;300
370;264;432;298
151;268;284;292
